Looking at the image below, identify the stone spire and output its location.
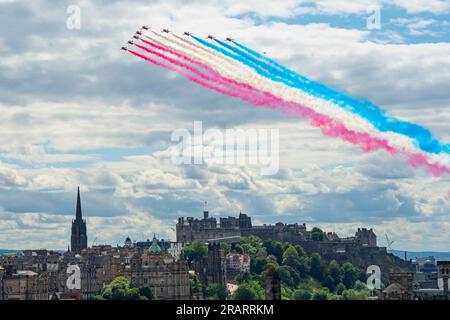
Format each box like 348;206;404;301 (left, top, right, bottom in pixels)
75;186;82;220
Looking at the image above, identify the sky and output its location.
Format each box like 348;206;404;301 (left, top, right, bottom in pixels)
0;0;449;251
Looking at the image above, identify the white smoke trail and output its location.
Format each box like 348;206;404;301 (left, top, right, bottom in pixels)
139;33;450;166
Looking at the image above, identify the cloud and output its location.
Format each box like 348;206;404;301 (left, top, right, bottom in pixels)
0;0;449;250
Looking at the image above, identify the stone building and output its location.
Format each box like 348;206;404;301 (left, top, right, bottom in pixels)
2;270;48;300
117;236;190;300
176;211;246;244
193;242;227;287
225;253;250;279
0;238;190;300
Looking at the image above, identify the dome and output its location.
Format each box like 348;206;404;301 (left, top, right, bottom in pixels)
148;235;161;254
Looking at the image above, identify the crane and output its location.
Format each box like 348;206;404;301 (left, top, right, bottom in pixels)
385;234;394;250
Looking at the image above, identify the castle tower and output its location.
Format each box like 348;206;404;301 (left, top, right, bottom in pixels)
70;187;88;253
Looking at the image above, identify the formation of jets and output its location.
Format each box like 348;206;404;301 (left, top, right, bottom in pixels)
122;27;242;52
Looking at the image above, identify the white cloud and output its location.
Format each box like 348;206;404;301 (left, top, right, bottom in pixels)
0;0;449;250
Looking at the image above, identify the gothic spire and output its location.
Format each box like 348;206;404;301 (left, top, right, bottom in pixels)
76;186;82;220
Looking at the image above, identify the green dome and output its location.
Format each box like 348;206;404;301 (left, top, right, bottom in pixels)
148;236;161;254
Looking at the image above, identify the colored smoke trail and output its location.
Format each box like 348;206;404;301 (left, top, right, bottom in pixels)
125;31;450;179
205;38;450;155
131;44;401;155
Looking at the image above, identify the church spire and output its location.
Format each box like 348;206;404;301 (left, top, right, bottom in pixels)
76;186;82;220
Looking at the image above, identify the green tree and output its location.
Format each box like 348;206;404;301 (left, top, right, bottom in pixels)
232;244;244;254
336;283;346;295
205;284;227;300
341;288;370;300
139;286;154;300
294;245;306;258
323;275;336;292
276;266;295;288
240;236;262;256
190;274;203;295
235;270;251;283
342;262;358;289
311;227;324;241
328;260;341;285
183;240;208;263
221;243;231;255
293;289;312;300
97;276;152;300
312;288;329;300
264;240;284;264
282;245;308;278
309;253;325;282
251;256;268;274
233;280;264;300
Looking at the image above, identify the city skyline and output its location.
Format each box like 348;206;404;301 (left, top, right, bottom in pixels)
0;1;449;251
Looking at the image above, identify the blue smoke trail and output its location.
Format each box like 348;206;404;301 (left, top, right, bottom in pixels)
200;37;449;154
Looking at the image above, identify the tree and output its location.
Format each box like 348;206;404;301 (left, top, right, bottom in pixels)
336;283;346;295
341;288;370;300
276;266;295;288
235;270;251;283
205;284;227;300
294;245;306;258
293;289;312;300
264;240;284;264
233;280;264;300
139;286;154;300
232;244;244;254
323;275;336;292
312;288;329;300
251;256;268;274
342;262;358;289
311;227;324;241
282;245;308;278
190;274;203;295
283;266;301;287
183;240;208;263
97;276;152;300
221;243;231;255
240;236;262;256
309;253;325;282
328;260;341;285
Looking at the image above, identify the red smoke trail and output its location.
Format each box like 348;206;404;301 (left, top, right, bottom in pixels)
132;44;397;154
128;49;234;96
128;48;450;176
135;42;256;93
406;154;450;177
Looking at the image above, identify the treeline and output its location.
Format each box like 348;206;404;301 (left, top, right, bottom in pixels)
185;234;374;300
94;276;154;300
